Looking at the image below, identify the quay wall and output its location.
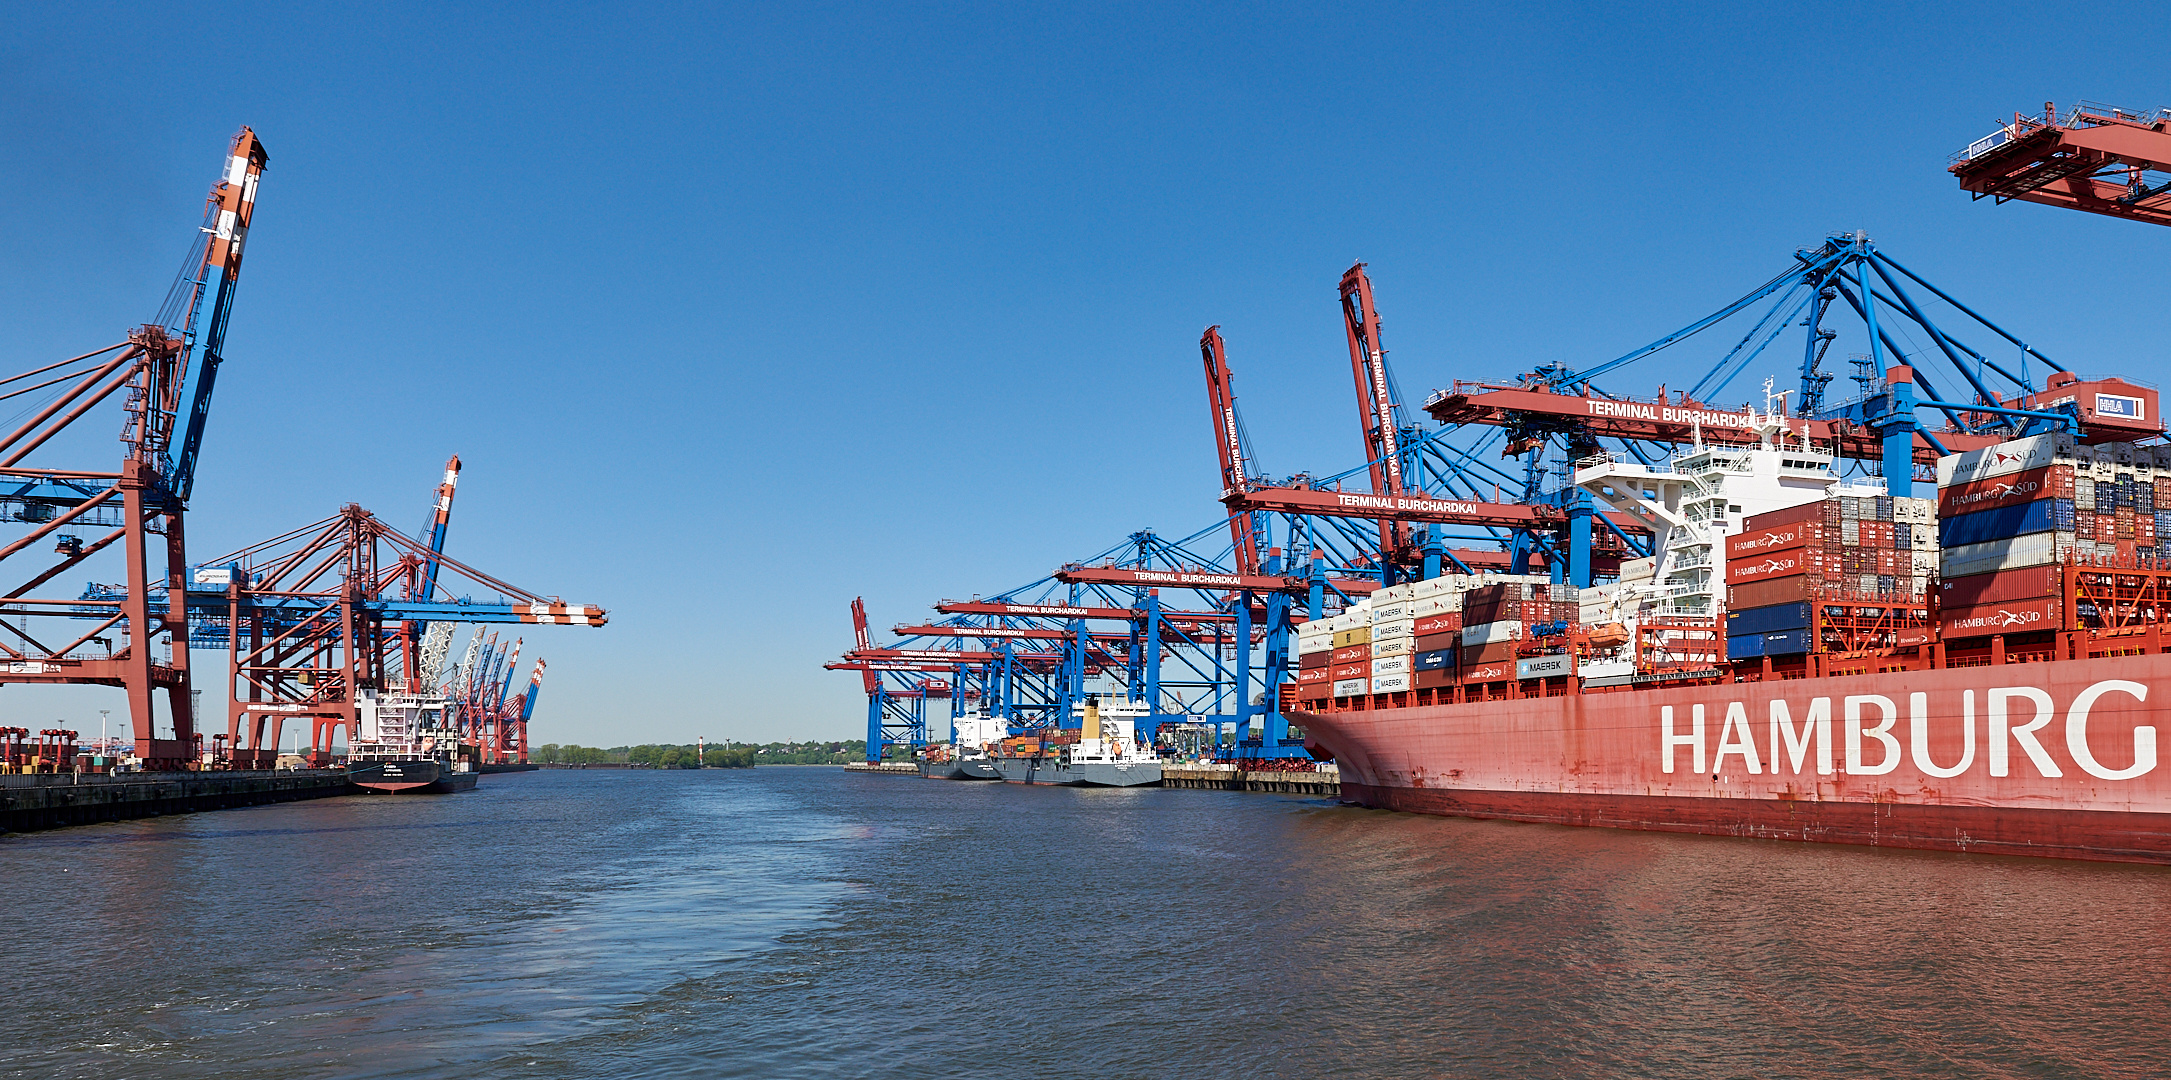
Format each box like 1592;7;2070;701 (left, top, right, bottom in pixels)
0;770;357;834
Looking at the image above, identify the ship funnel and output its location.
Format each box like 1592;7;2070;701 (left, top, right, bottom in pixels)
1083;699;1101;742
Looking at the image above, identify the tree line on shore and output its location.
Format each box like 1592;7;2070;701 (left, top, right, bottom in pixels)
531;741;868;768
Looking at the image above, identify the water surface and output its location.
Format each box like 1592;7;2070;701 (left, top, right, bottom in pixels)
2;767;2164;1078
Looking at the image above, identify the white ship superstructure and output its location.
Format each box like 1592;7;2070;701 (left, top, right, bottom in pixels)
1573;384;1880;620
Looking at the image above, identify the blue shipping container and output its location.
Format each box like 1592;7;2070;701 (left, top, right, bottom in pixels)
1413;649;1454;671
1941;498;2071;548
1726;601;1813;636
1762;629;1814;656
1727;632;1766;659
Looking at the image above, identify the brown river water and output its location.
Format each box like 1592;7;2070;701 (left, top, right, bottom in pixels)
2;767;2165;1078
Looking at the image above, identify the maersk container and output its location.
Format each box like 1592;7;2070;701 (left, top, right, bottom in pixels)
1516;655;1574;680
1371;673;1413;693
1725;601;1812;637
1370;655;1410;677
1332;678;1369;697
1371;637;1412;657
1372;618;1415;641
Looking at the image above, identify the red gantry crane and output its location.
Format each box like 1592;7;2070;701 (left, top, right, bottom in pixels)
1951;101;2171;227
0;127;267;769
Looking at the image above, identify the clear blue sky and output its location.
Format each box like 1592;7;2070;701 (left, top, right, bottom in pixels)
2;2;2163;745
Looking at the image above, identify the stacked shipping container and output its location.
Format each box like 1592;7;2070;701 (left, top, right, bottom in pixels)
1933;432;2171;638
1724;492;1937;659
1291;573;1553;699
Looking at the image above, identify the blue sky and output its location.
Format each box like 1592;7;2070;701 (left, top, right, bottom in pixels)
2;2;2164;744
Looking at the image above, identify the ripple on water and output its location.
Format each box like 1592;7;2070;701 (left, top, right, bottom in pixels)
3;768;2167;1079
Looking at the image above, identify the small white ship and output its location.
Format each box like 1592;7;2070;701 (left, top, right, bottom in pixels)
993;695;1162;787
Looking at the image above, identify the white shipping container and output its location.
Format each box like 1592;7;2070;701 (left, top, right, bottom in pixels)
1406;578;1452;599
1940;531;2073;579
1516;655;1575;680
1370;602;1411;623
1370;655;1411;677
1374;583;1414;604
1579;658;1635;680
1332;678;1369;697
1296;635;1334;656
1460;620;1523;647
1910;550;1940;575
1370;673;1412;693
1618;556;1657;582
1372;618;1415;641
1370;636;1412;657
1937;432;2079;487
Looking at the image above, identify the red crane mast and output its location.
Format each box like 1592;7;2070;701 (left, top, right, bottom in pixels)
1340;262;1411;560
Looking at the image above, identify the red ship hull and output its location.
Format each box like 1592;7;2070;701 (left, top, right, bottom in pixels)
1298;652;2171;864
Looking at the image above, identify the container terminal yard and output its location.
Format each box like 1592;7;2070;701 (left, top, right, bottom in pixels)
0;128;606;831
836;101;2171;864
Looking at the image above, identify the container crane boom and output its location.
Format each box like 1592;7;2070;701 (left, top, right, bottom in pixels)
173;127;269;502
1340;263;1411;559
1951;101;2171;227
1200;326;1264;575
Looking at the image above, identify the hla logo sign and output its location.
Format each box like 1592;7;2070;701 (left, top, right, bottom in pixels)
1659;681;2157;781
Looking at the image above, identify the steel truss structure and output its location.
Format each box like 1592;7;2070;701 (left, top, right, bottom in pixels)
0;129;265;768
837;236;2144;757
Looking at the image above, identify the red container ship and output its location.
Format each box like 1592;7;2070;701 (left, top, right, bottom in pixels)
1294;413;2171;865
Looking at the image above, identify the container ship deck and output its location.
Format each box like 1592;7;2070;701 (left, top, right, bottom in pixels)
1292;408;2171;864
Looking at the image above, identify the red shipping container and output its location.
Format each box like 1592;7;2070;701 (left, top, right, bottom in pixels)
1297;666;1331;684
1461;640;1517;665
1940;596;2065;638
1939;465;2071;518
1413;669;1456;690
1728;548;1827;584
1331;644;1371;664
1330;662;1368;680
1742;500;1827;531
1415;631;1460;652
1939;566;2062;608
1299;650;1329;670
1412;613;1461;635
1725;520;1824;560
1462;661;1513;683
1729;576;1817;608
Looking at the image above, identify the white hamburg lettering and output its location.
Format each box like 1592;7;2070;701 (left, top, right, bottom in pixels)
1658;680;2155;781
